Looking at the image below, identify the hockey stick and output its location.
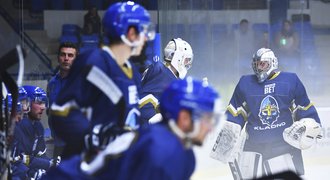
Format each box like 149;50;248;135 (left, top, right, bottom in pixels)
16;45;25;87
0;45;25;179
229;159;243;180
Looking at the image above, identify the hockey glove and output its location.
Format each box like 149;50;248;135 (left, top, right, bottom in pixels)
50;156;61;167
84;122;132;154
283;118;322;150
33;169;46;180
20;154;30;166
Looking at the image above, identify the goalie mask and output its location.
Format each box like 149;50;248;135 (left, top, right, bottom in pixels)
160;77;221;147
252;48;278;83
164;38;194;79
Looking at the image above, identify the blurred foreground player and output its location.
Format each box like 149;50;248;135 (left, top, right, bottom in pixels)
42;77;221;180
50;1;155;158
210;48;322;179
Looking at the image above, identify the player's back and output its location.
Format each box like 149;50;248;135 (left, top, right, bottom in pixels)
141;61;177;96
50;47;141;157
139;61;177;123
115;124;195;180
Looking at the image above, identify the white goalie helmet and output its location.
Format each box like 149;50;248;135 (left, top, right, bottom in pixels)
164;38;193;79
252;48;278;83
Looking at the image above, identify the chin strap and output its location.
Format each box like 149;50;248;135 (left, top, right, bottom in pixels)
120;32;145;56
168;120;201;148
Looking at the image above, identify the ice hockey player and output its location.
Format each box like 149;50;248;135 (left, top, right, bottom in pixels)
11;85;59;179
49;1;155;158
139;38;193;124
42;77;221;180
210;48;322;179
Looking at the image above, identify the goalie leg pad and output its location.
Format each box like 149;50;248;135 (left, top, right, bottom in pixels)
237;151;263;179
264;153;296;176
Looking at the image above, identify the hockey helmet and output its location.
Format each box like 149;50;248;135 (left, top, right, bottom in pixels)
252;48;278;83
103;1;155;47
23;85;48;108
164;38;193;79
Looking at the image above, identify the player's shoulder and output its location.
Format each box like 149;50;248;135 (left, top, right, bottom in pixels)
16;118;31;129
47;77;56;87
277;71;300;81
75;48;109;67
48;72;60;83
141;61;168;83
238;74;256;84
145;61;167;74
279;71;298;77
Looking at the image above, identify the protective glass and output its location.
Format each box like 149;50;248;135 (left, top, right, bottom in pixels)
184;57;193;70
141;23;155;41
193;111;220;128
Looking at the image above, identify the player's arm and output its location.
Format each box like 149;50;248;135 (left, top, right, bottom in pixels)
12;128;52;170
292;74;320;123
139;93;161;124
50;54;106;149
283;75;322;150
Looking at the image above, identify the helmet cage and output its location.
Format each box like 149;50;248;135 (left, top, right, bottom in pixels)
252;48;278;83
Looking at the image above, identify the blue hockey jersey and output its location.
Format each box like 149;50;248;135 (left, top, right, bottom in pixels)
12;118;51;177
226;72;320;144
139;61;177;124
47;72;68;146
42;123;195;180
50;46;141;156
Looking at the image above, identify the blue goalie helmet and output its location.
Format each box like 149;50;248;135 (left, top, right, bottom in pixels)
160;77;220;122
23;85;48;107
103;1;155;45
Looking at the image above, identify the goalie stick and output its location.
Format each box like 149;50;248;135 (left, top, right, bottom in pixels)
229;159;243;180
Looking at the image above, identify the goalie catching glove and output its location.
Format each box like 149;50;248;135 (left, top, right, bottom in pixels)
283;118;322;150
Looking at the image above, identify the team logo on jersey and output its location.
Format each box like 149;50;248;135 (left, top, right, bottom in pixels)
258;95;280;126
153;55;160;62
